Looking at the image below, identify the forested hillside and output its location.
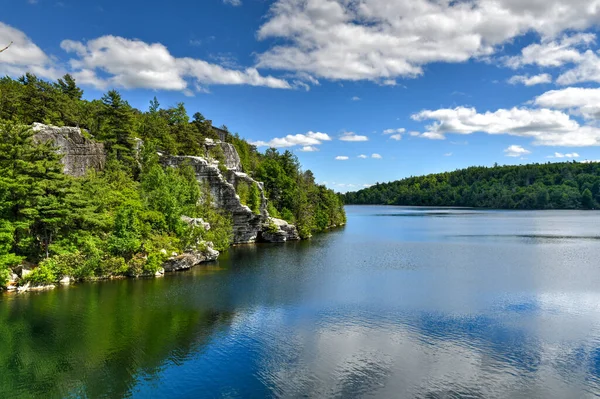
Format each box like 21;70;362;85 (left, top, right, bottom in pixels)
0;73;345;288
344;162;600;209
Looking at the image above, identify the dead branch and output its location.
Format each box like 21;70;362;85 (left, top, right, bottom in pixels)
0;42;13;54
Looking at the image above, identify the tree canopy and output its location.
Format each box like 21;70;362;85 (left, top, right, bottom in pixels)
344;162;600;210
0;73;345;288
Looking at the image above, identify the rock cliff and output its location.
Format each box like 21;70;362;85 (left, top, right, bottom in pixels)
33;123;300;246
163;139;300;245
32;123;105;177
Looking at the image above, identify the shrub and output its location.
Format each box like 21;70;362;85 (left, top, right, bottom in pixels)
23;264;57;286
97;256;128;277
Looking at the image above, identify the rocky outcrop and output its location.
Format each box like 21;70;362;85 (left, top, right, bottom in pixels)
164;155;268;244
180;215;211;231
220;142;242;170
163;244;220;272
33;123;300;246
32;123;106;177
260;218;301;243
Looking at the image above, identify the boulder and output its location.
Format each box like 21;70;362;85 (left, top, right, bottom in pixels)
163;243;219;272
181;215;211;231
32;123;105;177
261;218;301;242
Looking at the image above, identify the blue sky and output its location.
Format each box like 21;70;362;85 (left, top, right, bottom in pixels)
3;0;600;192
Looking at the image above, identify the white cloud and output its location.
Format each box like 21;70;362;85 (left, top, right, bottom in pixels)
534;87;600;120
547;152;580;158
507;73;552;86
299;145;319;152
252;131;332;148
60;35;290;91
223;0;242;5
351;96;360;101
335;156;349;160
504;145;531;157
444;152;453;156
503;33;595;68
0;22;61;80
357;154;368;159
256;0;600;83
390;134;402;141
372;153;382;159
384;128;406;135
339;131;368;142
556;50;600;85
409;131;421;137
412;106;600;146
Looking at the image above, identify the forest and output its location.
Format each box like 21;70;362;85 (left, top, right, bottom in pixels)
344;162;600;209
0;73;345;288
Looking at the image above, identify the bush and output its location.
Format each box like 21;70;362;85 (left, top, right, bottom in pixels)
97;256;128;277
23;264;57;286
0;266;10;288
144;252;165;274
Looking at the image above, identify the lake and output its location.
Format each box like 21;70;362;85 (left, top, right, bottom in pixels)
2;205;600;398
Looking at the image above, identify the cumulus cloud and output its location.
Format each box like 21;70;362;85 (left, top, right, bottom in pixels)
444;152;453;157
504;33;595;68
556;50;600;85
372;153;382;159
223;0;242;5
504;145;531;157
547;152;580;158
299;145;319;152
339;131;368;142
351;96;360;101
335;156;349;160
412;106;600;146
252;131;332;148
390;134;402;141
256;0;600;84
60;35;290;91
507;73;552;86
534;87;600;120
0;22;62;79
357;154;368;159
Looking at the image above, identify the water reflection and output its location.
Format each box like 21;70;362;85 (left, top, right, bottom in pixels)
3;206;600;398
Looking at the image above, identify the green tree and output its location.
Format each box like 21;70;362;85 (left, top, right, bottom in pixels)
582;188;594;209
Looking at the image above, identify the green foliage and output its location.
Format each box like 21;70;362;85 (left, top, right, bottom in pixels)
254;150;345;236
0;73;344;289
23;263;56;286
248;183;261;214
344;162;600;210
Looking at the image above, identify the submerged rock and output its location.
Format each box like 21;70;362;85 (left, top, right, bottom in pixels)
32;123;106;177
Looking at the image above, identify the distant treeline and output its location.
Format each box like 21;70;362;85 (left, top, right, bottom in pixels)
343;162;600;209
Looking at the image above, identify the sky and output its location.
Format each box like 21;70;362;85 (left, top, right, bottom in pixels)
2;0;600;192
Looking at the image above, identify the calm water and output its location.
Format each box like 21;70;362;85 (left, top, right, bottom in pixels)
3;206;600;398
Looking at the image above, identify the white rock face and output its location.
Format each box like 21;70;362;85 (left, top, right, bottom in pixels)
260;217;301;242
163;243;220;272
180;216;211;231
32;123;105;177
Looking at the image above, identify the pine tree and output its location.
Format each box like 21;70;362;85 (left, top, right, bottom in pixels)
0;122;72;260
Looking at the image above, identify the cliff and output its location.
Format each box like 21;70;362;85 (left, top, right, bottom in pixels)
163;145;300;244
33;123;300;245
32;123;105;177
